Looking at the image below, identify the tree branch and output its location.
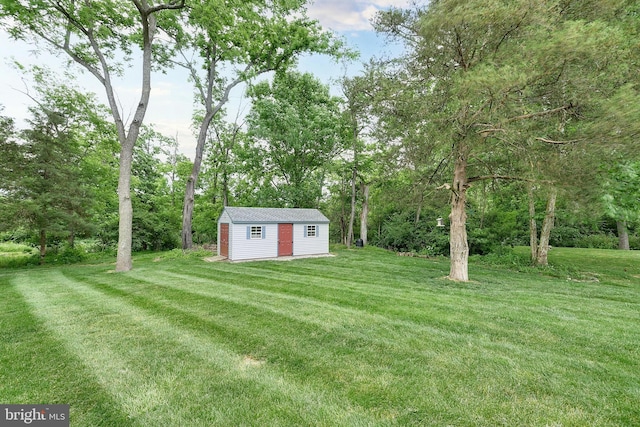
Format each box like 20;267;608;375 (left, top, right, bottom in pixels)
476;127;506;137
535;137;585;145
132;0;185;17
34;30;105;85
466;175;555;185
506;103;574;123
147;0;186;15
53;1;91;38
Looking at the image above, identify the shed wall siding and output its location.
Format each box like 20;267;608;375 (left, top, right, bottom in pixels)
293;223;329;256
229;223;278;261
218;208;330;261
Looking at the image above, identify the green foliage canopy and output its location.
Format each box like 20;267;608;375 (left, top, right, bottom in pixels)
245;71;344;208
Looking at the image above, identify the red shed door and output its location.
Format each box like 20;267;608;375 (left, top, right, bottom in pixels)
278;223;293;257
220;223;229;258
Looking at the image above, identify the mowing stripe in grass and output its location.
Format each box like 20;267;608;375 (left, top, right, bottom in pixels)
13;271;183;420
131;265;637;371
63;267;569;423
103;267;630;424
117;272;542;423
127;268;457;338
12;269;380;426
129;270;569;370
138;262;632;370
67;269;464;409
172;261;456;310
4;247;639;426
158;261;509;331
0;275;134;426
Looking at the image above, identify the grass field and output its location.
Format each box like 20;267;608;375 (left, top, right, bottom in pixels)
1;246;638;426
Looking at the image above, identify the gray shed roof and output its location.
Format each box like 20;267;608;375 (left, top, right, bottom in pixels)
222;207;329;224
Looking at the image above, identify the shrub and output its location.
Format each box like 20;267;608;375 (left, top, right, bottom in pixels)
373;212;449;256
470;246;532;270
0;227;32;243
468;228;495;255
574;234;618;249
45;245;88;264
550;226;583;247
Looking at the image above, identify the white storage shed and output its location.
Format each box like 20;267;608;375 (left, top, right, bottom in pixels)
217;207;330;261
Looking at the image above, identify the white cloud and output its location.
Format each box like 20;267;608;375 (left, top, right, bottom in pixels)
361;5;380;23
307;0;413;32
308;2;374;31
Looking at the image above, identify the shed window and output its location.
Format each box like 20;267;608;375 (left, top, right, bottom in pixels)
250;226;263;239
305;225;317;237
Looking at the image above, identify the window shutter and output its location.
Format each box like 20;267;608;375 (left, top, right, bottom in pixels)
262;226;266;239
304;226;308;237
317;225;320;238
246;226;250;240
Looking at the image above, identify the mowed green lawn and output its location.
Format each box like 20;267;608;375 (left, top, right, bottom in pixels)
1;247;638;426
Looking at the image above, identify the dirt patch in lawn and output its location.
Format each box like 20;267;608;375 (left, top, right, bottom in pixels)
240;355;265;369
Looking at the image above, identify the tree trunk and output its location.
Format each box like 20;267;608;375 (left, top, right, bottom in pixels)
528;184;538;263
182;177;196;249
181;69;243;249
535;188;557;266
222;145;230;207
340;177;348;244
182;112;214;250
114;10;156;271
39;229;46;265
170;136;178;207
222;169;229;207
617;220;630;250
449;151;469;281
115;138;135;271
360;183;369;245
346;165;357;248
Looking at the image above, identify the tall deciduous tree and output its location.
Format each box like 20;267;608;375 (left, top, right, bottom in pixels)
169;0;346;249
206;119;244;208
340;75;373;248
0;0;185;271
246;70;343;208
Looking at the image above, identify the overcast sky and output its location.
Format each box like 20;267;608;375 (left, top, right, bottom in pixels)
0;0;411;157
